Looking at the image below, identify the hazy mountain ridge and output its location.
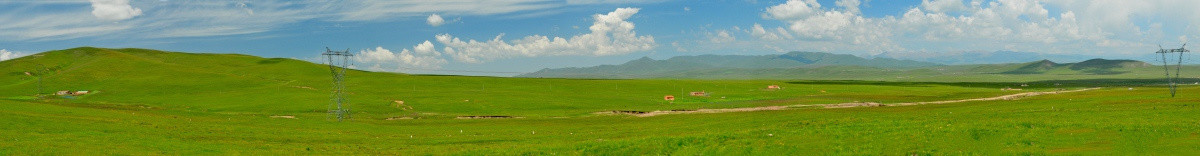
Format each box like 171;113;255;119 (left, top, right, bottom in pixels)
999;59;1153;75
519;51;1160;79
874;51;1103;65
519;51;942;78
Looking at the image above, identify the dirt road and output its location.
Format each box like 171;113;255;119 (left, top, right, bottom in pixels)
615;88;1101;117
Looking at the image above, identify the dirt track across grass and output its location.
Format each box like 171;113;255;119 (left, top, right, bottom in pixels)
614;88;1101;117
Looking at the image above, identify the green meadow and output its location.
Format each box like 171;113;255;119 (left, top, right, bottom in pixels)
2;47;1198;154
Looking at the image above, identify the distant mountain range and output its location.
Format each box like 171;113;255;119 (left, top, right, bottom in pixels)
519;51;939;78
518;51;1164;80
998;59;1152;74
872;51;1104;65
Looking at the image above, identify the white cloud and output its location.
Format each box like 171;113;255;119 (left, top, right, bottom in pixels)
708;30;736;43
750;23;789;41
786;11;854;39
355;46;398;63
891;1;1107;49
921;0;967;13
336;0;561;21
2;0;640;41
835;0;862;14
765;0;821;21
396;48;447;70
89;0;142;20
237;2;254;15
427;14;445;27
353;45;447;72
0;49;26;61
565;0;670;5
0;1;308;40
672;41;688;52
746;0;1199;56
760;0;898;54
435;8;656;63
413;40;440;55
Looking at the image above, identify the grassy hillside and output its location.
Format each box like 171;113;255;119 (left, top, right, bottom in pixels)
1;47;1049;119
2;47;1198;154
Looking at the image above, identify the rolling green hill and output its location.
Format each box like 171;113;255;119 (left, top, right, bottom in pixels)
1;47;1189;118
0;47;1036;118
2;47;1199;155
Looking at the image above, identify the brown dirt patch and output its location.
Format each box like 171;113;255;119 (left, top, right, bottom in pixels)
456;116;522;119
820;102;882;108
386;116;414;120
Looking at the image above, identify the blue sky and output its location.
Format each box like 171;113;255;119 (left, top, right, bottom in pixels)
2;0;1198;76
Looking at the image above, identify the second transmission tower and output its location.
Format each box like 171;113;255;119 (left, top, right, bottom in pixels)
1156;44;1189;97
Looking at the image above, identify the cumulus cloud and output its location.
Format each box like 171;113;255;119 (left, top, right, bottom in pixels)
893;0;1105;46
353;43;447;72
89;0;143;20
765;0;821;20
750;23;794;41
0;49;26;61
708;30;736;43
749;0;1186;55
435;7;655;63
835;0;862;14
762;0;898;53
355;46;398;63
921;0;967;13
427;14;445;27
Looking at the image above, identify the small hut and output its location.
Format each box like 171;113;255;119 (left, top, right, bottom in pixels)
72;91;90;95
767;85;781;90
663;95;675;101
55;90;70;95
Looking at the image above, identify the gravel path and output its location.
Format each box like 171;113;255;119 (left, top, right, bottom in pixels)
615;88;1102;117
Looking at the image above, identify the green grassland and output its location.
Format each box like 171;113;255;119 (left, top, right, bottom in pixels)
2;47;1199;154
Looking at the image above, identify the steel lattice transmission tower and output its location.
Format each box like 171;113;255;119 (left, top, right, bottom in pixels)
323;47;353;121
1156;44;1189;97
24;63;50;99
